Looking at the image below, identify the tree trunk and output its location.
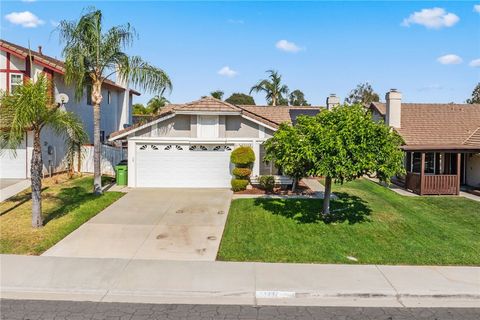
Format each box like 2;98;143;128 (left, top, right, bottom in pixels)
322;176;332;216
31;130;43;228
92;80;103;195
291;177;297;192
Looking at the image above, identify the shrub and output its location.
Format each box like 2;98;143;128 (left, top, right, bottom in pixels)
232;167;252;179
231;179;249;192
259;175;275;192
230;146;255;166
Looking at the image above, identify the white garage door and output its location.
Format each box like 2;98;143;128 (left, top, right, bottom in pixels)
135;143;233;188
0;143;27;179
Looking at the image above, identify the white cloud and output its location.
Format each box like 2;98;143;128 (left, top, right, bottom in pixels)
437;54;463;65
275;39;303;53
474;5;480;13
5;11;44;28
469;59;480;67
402;7;459;29
218;66;237;78
227;19;244;24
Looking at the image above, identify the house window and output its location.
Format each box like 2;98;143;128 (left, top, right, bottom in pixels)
425;152;435;174
10;74;23;93
86;85;92;105
100;130;105;143
412;152;422;173
107;91;111;104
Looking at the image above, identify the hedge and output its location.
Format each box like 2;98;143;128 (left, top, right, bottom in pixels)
232;167;252;179
230;146;255;166
231;179;249;191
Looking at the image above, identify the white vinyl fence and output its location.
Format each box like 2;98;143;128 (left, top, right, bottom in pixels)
75;145;126;176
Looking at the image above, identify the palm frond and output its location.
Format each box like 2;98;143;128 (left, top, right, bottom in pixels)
118;56;172;95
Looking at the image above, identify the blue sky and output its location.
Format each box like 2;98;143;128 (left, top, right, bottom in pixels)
2;1;479;105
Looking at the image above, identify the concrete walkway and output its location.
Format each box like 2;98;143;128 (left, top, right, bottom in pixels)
42;188;232;261
1;255;479;308
0;179;30;202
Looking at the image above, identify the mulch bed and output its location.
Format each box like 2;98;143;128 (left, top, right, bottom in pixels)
234;180;315;196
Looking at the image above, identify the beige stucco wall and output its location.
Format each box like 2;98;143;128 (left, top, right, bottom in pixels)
225;116;259;138
140;114;265;139
466;153;480;187
136;115;192;138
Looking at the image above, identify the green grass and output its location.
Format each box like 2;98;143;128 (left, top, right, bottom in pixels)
0;175;124;255
218;179;480;265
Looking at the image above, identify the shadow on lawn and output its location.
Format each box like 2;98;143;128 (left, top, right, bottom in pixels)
253;192;371;225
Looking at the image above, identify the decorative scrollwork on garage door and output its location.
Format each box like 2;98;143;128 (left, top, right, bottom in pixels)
189;145;207;151
151;145;159;150
213;145;233;151
164;145;172;150
175;145;184;150
139;145;148;150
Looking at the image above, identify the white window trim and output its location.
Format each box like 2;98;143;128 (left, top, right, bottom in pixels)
10;73;23;91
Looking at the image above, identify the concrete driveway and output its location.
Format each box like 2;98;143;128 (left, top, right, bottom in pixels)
42;188;232;261
0;179;30;202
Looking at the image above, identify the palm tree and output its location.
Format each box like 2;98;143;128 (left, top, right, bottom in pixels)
250;70;289;106
0;75;88;228
147;94;170;114
58;9;172;194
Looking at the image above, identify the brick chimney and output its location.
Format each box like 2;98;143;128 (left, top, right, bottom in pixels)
385;89;402;128
326;94;340;111
38;46;43;55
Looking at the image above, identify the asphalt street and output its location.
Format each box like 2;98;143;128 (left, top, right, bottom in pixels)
1;299;479;320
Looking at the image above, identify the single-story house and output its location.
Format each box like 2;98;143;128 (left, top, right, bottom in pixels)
0;39;138;179
109;97;323;188
368;90;480;195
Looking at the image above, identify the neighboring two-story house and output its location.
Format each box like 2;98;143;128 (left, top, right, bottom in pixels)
368;90;480;195
0;39;137;179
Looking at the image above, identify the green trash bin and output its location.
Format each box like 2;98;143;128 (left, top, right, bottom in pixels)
115;163;128;186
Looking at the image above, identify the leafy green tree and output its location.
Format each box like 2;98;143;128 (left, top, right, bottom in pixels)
0;76;88;228
58;8;171;194
250;70;289;106
132;103;148;115
210;90;224;100
289;89;310;106
466;83;480;104
345;82;380;105
297;105;404;215
225;93;255;105
147;95;169;114
263;123;312;192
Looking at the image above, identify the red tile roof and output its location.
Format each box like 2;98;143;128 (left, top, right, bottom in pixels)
0;39;140;95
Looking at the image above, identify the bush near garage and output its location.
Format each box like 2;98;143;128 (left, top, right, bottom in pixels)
230;146;255;191
232;167;252;179
259;175;275;192
231;179;249;192
230;146;255;167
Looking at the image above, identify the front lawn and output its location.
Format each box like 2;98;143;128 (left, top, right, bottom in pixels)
0;175;123;255
218;179;480;265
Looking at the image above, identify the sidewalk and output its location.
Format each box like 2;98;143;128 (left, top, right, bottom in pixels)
1;254;479;308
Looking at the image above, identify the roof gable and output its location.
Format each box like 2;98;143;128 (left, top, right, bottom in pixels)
0;39;138;95
174;96;241;113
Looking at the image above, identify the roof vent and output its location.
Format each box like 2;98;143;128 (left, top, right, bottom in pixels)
38;46;43;55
